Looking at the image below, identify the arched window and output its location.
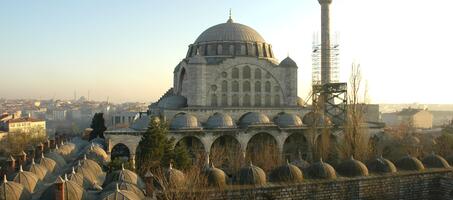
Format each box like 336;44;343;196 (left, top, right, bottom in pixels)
255;94;261;106
217;44;223;55
211;94;218;107
232;94;239;106
255;81;261;92
274;95;280;106
221;94;228;106
265;95;271;106
232;81;239;92
221;80;228;92
265;81;271;92
243;94;251;107
243;66;251;79
232;68;239;79
243;81;251;92
255;68;262;79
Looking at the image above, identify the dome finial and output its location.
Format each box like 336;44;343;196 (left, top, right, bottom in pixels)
19;165;23;172
3;175;7;183
227;8;233;23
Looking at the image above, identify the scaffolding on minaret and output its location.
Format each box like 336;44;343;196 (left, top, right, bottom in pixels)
312;32;340;86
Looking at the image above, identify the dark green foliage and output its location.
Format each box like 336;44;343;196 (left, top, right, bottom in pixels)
109;157;133;171
89;113;106;140
173;142;191;170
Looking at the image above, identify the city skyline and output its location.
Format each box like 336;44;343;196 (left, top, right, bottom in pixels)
1;0;453;103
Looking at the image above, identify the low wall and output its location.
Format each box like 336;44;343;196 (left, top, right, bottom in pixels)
201;169;453;200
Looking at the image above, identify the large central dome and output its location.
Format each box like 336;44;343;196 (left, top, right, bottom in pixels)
194;18;266;44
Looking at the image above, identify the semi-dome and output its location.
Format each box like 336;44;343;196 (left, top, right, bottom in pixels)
170;113;200;130
103;181;145;200
103;165;145;189
422;153;450;168
269;161;303;183
25;159;48;181
238;112;271;128
279;56;298;68
38;153;58;173
204;163;227;188
164;164;186;188
302;111;331;127
336;156;369;177
395;155;425;171
366;156;397;174
237;162;267;185
205;113;235;129
40;177;86;200
10;166;39;193
275;112;303;128
100;184;141;200
306;159;336;179
1;175;32;200
195;19;265;44
157;95;188;109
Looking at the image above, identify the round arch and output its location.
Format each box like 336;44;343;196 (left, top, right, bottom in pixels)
111;143;131;161
176;136;206;165
246;132;280;172
283;133;309;162
210;135;242;175
315;132;339;164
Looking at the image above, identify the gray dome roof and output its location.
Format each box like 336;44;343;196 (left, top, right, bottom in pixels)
302;112;331;127
366;156;397;174
404;135;421;146
45;151;67;168
164;164;186;188
157;95;188;109
103;181;145;200
204;163;227;188
38;154;58;173
205;113;235;129
195;20;265;44
275;113;303;128
25;159;48;181
130;115;151;131
11;166;39;193
40;177;86;200
237;163;267;185
269;161;303;183
100;185;141;200
306;159;336;179
238;112;271;128
170;113;200;130
103;166;144;189
336;157;369;177
422;153;450;168
1;175;32;200
395;155;425;171
279;57;297;68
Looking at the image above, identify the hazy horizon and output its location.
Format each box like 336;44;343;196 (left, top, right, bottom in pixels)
1;0;453;104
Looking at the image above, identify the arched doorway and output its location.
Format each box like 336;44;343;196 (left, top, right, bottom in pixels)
111;143;131;161
246;132;280;172
175;136;205;165
210;135;242;175
283;133;309;162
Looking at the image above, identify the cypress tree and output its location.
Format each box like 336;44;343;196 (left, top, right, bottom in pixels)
89;113;106;141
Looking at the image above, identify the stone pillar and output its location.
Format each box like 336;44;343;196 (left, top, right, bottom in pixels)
55;176;65;200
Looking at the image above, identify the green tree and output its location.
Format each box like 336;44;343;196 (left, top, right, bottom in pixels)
173;142;191;170
89;113;107;140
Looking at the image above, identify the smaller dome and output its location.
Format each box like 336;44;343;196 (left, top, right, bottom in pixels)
25;158;48;181
204;163;227;188
78;155;103;175
0;175;32;200
170;113;200;130
103;181;145;200
269;161;303;183
130;115;151;131
366;156;397;174
205;113;235;129
395;155;425;171
275;112;303;128
306;159;336;179
291;152;311;170
74;161;99;186
38;153;58;173
302;112;331;127
90;138;107;149
237;162;267;185
45;151;67;168
164;164;186;188
157;95;188;109
67;167;88;188
100;184;141;200
57;143;77;160
238;112;271;128
422;153;450;168
10;165;39;193
40;176;87;200
403;135;421;146
279;56;298;68
83;143;109;164
336;156;369;177
296;97;305;107
103;165;145;189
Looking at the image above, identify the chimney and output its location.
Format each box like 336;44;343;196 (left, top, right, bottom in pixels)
18;151;27;166
36;143;44;158
144;169;155;197
55;176;65;200
50;139;56;149
6;155;16;174
318;0;333;84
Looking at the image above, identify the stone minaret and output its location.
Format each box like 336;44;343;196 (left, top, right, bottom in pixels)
318;0;332;84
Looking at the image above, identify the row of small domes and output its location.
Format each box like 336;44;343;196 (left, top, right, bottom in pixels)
170;111;329;130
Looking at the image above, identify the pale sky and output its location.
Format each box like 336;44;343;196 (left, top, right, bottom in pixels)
1;0;452;104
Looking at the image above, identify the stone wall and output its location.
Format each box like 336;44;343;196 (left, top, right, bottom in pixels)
200;169;452;200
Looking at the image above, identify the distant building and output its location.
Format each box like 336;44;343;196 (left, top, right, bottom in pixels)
0;117;46;135
382;108;433;129
110;112;139;128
